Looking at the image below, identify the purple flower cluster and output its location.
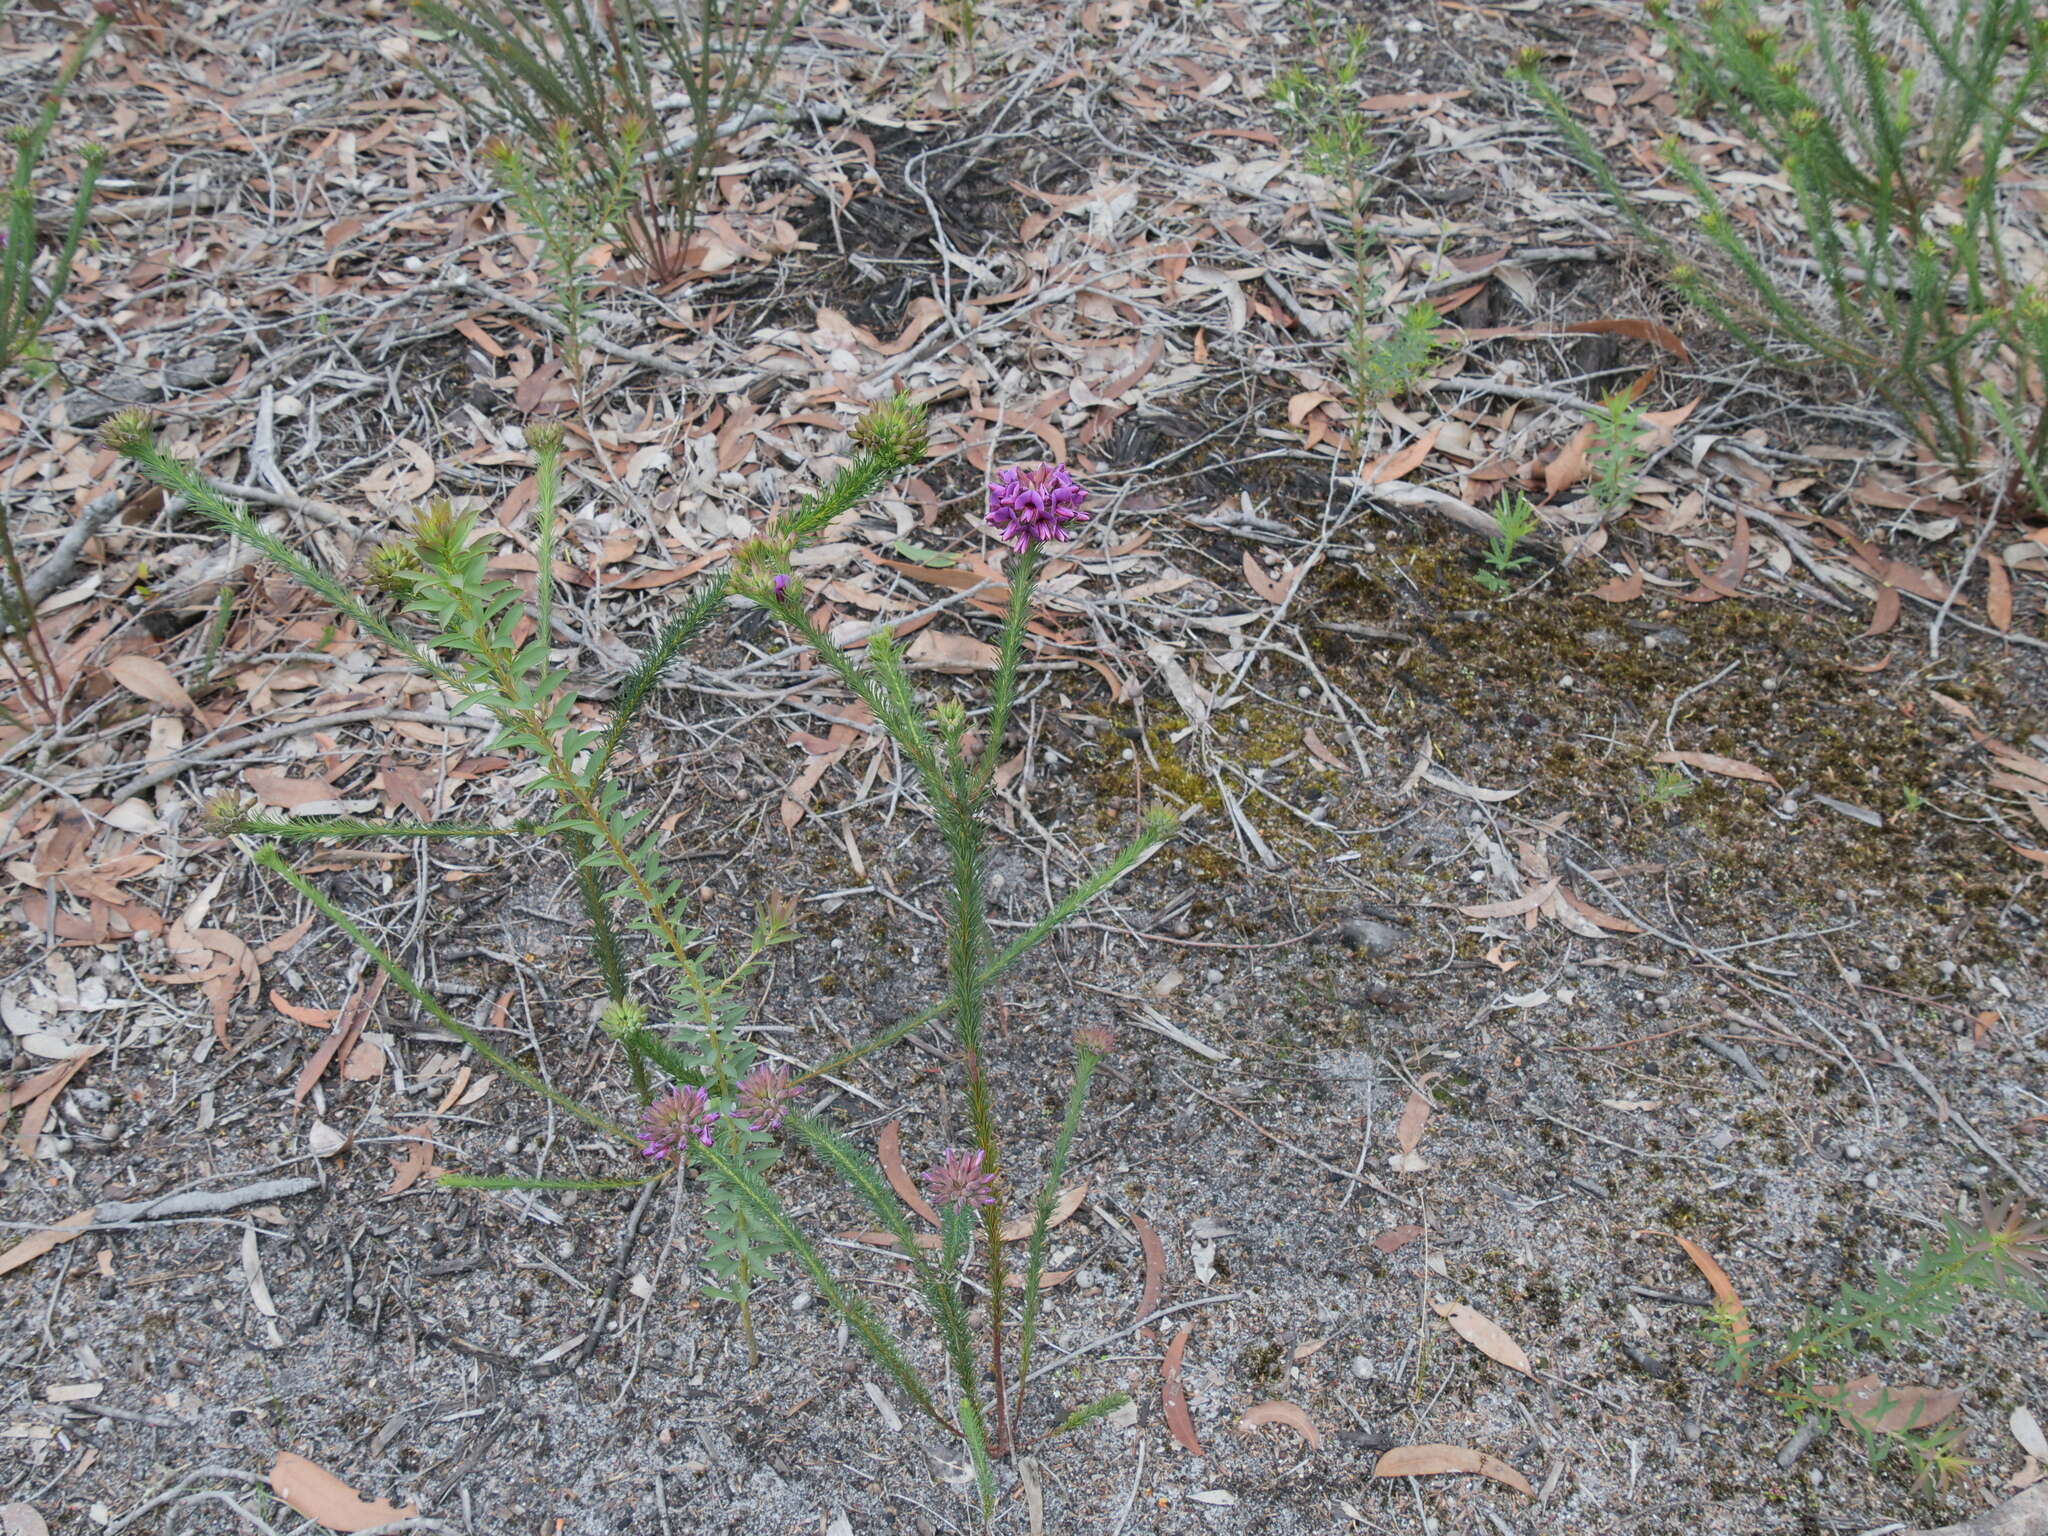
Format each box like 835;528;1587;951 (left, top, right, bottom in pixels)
923;1147;996;1209
986;464;1089;553
640;1086;717;1159
735;1063;800;1131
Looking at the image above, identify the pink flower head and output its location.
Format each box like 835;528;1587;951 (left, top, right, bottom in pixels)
735;1062;800;1131
1075;1024;1115;1060
986;464;1089;553
640;1085;716;1158
771;573;791;599
922;1147;996;1208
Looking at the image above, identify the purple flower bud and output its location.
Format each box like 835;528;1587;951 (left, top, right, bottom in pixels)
986;464;1089;553
735;1063;800;1131
772;573;791;598
1075;1024;1115;1060
640;1086;717;1158
922;1147;996;1208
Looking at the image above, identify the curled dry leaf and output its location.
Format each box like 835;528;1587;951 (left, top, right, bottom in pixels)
1162;1324;1202;1455
998;1184;1087;1242
1373;1443;1534;1498
1593;555;1645;604
1669;1232;1753;1356
877;1121;941;1226
268;1452;418;1533
1432;1301;1532;1376
1651;750;1780;788
1241;1399;1322;1450
1134;1212;1166;1331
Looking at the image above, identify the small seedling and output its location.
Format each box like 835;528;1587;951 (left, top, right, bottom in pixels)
1703;1201;2046;1487
1587;390;1649;512
485;117;641;397
1898;785;1927;816
1643;764;1694;808
1473;491;1540;593
1348;300;1447;410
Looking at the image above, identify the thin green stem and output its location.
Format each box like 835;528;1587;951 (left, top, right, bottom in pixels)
249;844;630;1140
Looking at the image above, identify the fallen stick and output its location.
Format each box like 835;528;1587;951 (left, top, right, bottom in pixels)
92;1176;317;1225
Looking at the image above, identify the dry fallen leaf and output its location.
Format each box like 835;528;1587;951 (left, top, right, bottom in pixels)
1432;1301;1533;1376
904;629;999;672
1669;1232;1753;1359
1241;1399;1322;1450
1134;1212;1165;1331
0;1209;93;1277
1593;555;1645;604
1373;1224;1423;1253
999;1184;1086;1242
0;1505;51;1536
105;653;195;712
1651;750;1780;788
268;1452;419;1533
1821;1376;1964;1436
1395;1088;1431;1155
877;1120;941;1226
1373;1443;1534;1498
1163;1324;1202;1455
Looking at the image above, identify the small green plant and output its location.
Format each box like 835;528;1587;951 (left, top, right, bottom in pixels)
1642;764;1694;809
485;117;642;395
105;405;1171;1524
1516;1;2048;488
1587;390;1648;513
1;10;111;712
1898;785;1927;817
414;0;800;281
1705;1202;2046;1486
1348;299;1447;410
1270;10;1452;443
1472;490;1540;593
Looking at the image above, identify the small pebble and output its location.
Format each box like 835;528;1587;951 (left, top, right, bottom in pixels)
1203;968;1223;985
1862;1172;1880;1190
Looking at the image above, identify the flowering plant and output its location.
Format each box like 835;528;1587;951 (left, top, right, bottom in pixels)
105;400;1170;1523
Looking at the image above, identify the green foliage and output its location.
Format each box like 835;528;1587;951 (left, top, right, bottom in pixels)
486;117;641;387
1;12;108;379
1519;0;2048;485
1641;764;1693;809
1714;1202;2046;1485
1269;7;1459;444
0;13;110;686
109;389;1177;1511
1587;391;1648;513
1472;491;1539;593
413;0;800;280
1266;11;1375;229
1049;1391;1131;1436
1348;301;1447;410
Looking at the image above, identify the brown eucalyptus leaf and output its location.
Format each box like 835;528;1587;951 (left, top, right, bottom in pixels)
1822;1375;1964;1435
876;1121;940;1226
1373;1443;1534;1497
1432;1301;1533;1375
1241;1399;1322;1450
1163;1324;1202;1454
268;1453;419;1533
1651;750;1780;788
